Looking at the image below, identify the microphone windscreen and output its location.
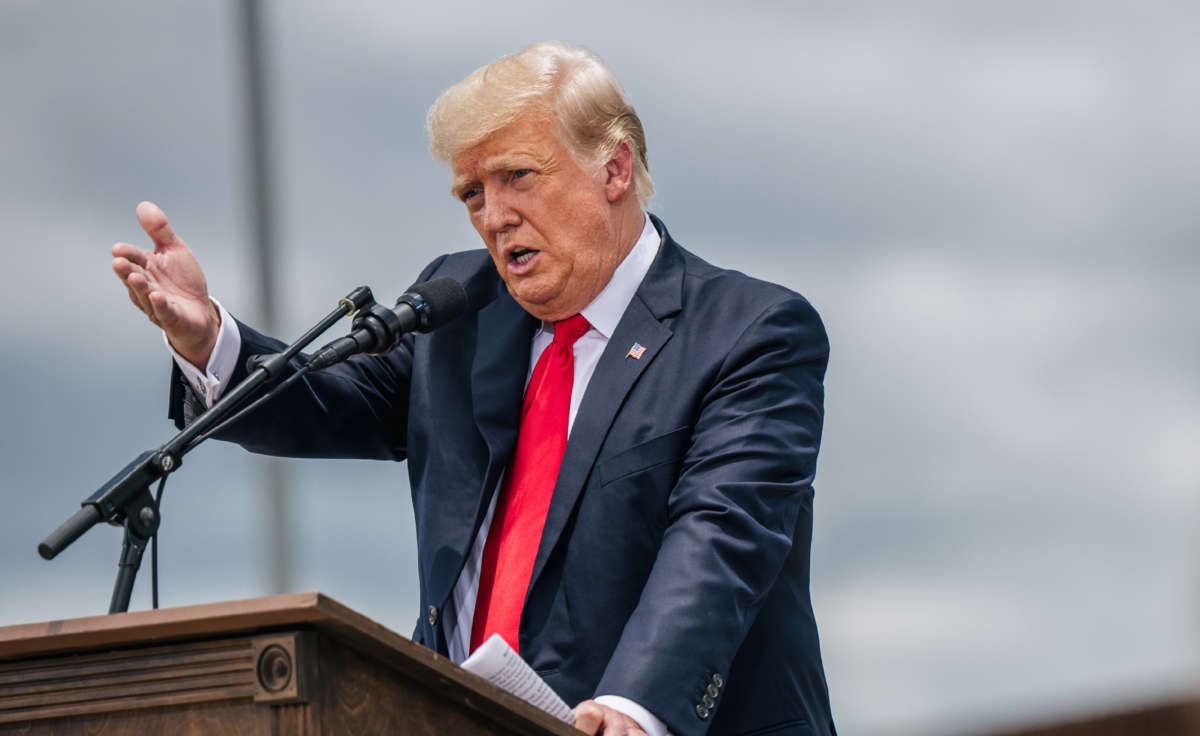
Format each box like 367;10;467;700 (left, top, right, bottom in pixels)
406;277;467;330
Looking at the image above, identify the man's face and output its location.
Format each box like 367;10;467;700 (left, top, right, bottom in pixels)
451;114;625;322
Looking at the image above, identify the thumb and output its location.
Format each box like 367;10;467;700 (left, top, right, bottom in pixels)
136;200;182;252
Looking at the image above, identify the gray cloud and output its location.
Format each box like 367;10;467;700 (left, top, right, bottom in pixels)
2;2;1198;734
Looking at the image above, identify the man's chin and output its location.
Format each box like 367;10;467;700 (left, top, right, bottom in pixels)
508;289;574;322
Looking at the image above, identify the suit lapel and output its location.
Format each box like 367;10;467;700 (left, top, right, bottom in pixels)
526;222;685;595
436;285;535;607
471;284;537;495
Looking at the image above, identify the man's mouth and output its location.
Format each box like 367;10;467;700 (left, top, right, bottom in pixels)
510;247;538;265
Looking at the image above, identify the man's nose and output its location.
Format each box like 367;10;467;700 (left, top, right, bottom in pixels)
481;185;520;233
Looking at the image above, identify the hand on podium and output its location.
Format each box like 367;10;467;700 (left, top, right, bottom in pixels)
572;700;649;736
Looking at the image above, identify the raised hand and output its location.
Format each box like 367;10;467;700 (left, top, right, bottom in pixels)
111;201;220;368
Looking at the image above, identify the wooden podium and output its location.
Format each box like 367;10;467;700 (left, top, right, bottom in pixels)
0;593;579;735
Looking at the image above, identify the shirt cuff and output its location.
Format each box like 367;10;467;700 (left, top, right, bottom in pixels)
593;695;673;736
164;297;241;409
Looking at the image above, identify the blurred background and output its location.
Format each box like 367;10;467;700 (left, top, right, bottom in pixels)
2;1;1197;734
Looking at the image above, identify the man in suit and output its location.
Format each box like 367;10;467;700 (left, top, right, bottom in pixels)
112;42;835;736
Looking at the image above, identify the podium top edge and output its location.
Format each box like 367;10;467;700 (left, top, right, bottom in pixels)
0;592;579;735
0;592;380;661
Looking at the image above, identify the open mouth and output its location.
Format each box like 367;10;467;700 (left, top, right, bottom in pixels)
510;247;538;266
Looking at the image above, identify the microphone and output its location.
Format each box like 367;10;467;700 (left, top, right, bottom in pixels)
306;277;466;371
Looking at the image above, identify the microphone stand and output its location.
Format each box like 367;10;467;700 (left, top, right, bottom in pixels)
38;286;376;614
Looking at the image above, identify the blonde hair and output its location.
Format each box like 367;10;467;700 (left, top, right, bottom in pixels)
427;41;654;206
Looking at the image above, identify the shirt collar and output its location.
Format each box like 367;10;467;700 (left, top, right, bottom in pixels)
536;212;660;340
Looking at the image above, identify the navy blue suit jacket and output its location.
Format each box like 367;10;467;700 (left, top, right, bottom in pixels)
172;216;835;735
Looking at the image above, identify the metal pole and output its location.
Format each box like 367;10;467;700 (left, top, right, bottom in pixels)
237;0;291;594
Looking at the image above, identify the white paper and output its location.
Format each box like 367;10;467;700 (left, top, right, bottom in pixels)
460;633;576;725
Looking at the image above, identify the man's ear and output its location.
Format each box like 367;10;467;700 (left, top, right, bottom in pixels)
603;141;635;203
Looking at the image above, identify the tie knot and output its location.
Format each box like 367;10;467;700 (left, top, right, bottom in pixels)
552;314;591;347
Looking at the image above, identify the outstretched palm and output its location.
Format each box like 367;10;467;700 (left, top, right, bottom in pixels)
111;201;219;367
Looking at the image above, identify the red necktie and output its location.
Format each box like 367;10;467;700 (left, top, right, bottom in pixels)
470;314;591;653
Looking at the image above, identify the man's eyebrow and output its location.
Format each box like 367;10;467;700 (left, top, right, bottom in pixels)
480;153;533;172
451;153;543;198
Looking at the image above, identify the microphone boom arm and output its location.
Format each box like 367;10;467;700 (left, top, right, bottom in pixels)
37;285;378;613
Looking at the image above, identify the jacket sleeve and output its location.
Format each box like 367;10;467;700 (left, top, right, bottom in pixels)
177;321;416;460
167;256;449;461
593;295;829;735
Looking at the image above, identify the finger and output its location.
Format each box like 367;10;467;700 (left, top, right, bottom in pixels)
124;284;157;324
602;714;646;736
112;255;146;284
123;267;152;295
112;256;133;280
121;268;156;315
135;200;181;252
572;701;604;734
111;241;148;268
124;284;145;311
119;257;164;303
148;291;176;326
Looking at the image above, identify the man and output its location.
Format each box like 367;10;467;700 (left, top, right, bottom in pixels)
112;42;835;736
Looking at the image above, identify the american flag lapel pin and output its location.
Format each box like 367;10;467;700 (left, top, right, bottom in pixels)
626;342;646;360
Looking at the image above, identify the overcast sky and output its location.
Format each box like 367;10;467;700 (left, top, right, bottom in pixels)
2;2;1198;734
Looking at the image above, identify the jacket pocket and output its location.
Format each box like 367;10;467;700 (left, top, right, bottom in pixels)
597;426;690;486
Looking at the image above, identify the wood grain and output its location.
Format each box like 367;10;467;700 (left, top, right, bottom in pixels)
0;637;256;724
0;699;271;735
0;593;580;735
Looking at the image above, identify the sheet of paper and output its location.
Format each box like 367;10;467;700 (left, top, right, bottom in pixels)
460;633;576;725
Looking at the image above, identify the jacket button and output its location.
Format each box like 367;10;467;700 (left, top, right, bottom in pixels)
695;703;710;720
706;683;720;698
427;605;439;626
711;673;725;688
702;694;715;709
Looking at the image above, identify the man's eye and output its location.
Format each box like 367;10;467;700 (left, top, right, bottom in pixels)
461;187;481;203
510;169;532;181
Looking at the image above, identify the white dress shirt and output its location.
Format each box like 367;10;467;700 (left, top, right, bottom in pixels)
168;213;671;736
